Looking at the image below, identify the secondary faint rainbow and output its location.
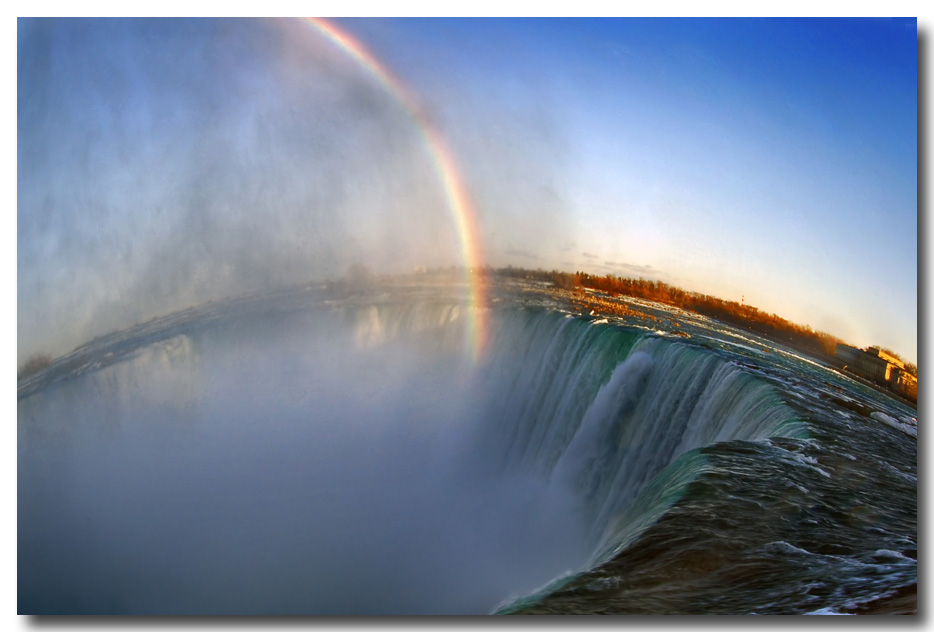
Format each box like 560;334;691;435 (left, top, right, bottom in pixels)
303;17;489;361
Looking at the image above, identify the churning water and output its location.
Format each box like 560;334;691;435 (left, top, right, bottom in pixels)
17;281;917;614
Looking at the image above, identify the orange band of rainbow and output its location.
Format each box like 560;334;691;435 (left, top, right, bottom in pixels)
304;17;488;362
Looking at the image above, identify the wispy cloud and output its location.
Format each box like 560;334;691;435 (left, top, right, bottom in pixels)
505;248;540;260
587;260;662;279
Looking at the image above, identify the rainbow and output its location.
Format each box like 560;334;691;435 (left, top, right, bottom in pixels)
303;17;489;362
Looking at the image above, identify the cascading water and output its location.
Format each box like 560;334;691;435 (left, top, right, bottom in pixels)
464;309;804;570
17;284;916;614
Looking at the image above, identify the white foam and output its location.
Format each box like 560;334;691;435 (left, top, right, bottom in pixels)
806;607;853;615
870;411;917;437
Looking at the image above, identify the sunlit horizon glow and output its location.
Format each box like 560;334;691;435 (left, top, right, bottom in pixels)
304;17;489;362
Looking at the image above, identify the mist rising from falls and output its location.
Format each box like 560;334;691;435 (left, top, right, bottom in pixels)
18;293;801;614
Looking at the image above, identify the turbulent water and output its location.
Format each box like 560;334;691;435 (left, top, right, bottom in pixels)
17;280;917;615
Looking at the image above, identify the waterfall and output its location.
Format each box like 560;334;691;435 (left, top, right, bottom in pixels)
467;308;803;559
18;292;807;614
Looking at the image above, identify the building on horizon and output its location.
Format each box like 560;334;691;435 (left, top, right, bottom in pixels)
835;344;917;401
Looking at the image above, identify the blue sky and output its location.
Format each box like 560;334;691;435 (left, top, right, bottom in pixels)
337;17;919;360
16;17;919;364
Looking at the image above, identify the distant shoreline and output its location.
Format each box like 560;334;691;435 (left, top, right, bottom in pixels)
19;270;918;410
489;269;918;411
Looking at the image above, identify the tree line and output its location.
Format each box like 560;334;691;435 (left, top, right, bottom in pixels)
489;266;916;373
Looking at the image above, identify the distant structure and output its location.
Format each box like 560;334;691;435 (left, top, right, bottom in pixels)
835;344;917;401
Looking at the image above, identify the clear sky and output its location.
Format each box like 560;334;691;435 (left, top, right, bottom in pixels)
16;16;919;364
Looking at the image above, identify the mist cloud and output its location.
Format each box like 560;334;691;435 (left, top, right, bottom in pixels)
18;303;589;614
18;18;463;364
